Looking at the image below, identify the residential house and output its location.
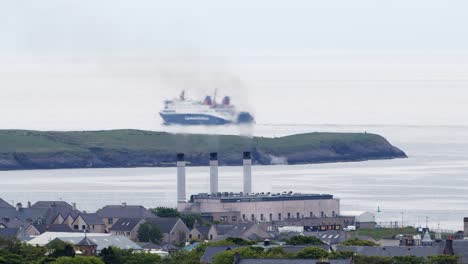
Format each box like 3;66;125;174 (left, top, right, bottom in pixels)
96;203;156;232
208;223;271;241
0;228;20;239
48;235;142;255
110;218;144;241
145;217;190;244
335;245;445;258
70;213;106;233
200;246;242;264
0;198;13;208
189;225;211;241
25;224;74;236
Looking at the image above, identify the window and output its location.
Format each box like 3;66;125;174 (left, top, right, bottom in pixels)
242;214;246;221
82;225;86;230
126;232;130;236
332;211;336;217
269;213;273;221
73;225;78;230
210;234;213;240
92;225;95;230
220;216;227;222
287;213;291;219
278;213;282;221
189;234;192;239
321;211;325;218
251;214;255;221
232;216;237;222
310;212;314;218
260;214;264;221
296;213;300;219
197;234;201;239
108;218;114;225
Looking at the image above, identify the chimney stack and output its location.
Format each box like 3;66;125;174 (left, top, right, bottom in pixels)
243;152;252;194
177;153;186;202
16;203;22;212
72;202;77;211
210;153;219;194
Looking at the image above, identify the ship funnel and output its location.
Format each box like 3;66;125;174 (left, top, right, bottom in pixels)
210;153;219;193
177;153;186;202
243;152;252;194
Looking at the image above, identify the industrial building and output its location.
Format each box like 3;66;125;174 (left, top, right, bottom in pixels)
176;152;343;226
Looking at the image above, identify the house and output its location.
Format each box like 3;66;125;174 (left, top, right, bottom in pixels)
234;258;353;264
27;232;110;246
208;223;271;241
335;245;445;257
110;218;144;241
51;235;142;255
0;228;20;239
145;217;190;244
0;198;13;208
0;203;51;226
340;211;376;229
189;225;211;241
70;213;106;233
25;224;74;236
75;237;98;256
200;246;242;264
96;203;156;231
303;230;350;245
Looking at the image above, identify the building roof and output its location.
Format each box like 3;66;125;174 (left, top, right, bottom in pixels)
304;230;349;245
76;237;98;246
0;207;51;224
237;259;352;264
453;240;468;264
0;228;19;238
110;218;143;232
31;224;74;233
336;245;444;257
0;198;13;208
27;232;111;246
31;201;73;210
57;236;142;251
200;246;242;264
191;192;334;203
96;205;156;219
193;225;211;237
145;217;181;233
0;217;24;228
80;213;104;225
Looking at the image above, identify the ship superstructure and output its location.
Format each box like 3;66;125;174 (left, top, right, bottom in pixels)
160;91;254;125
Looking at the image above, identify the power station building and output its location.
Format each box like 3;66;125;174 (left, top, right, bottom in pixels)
176;152;342;225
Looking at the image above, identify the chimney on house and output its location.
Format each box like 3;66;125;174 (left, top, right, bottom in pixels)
177;153;186;202
27;201;31;208
243;152;252;194
73;202;77;211
121;202;127;208
210;152;219;194
16;203;23;211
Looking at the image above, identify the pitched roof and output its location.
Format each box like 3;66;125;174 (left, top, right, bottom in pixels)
27;232;110;246
0;228;19;238
96;205;156;219
0;198;13;208
77;237;97;246
453;240;468;264
110;218;143;232
57;236;142;251
336;245;445;257
193;225;211;236
31;201;73;210
145;217;181;233
238;259;352;264
31;224;74;233
201;246;242;264
0;218;24;228
80;213;104;225
0;207;50;224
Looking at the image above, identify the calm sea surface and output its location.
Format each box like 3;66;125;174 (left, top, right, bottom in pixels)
1;125;467;230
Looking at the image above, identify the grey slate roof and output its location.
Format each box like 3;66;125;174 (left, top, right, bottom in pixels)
145;217;180;233
0;228;19;238
201;246;242;264
32;224;74;233
80;213;104;225
31;201;73;211
453;240;468;264
77;237;97;246
336;245;444;257
304;230;349;245
96;205;156;219
194;225;211;237
238;259;352;264
0;207;50;224
110;218;143;232
0;198;13;208
0;218;24;228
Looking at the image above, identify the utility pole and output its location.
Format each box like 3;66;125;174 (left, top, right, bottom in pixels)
400;212;404;228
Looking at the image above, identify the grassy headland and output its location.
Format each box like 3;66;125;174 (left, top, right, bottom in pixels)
0;129;406;170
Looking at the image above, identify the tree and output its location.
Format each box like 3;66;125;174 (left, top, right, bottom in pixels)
99;247;161;264
138;223;163;244
341;238;380;246
426;255;459;264
294;247;329;259
393;256;425;264
51;256;104;264
284;236;325;245
151;207;180;217
354;255;394;264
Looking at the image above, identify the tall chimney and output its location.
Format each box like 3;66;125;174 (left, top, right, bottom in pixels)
177;153;186;202
210;152;219;194
243;152;252;194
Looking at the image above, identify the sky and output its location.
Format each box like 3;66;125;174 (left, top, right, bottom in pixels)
1;0;468;129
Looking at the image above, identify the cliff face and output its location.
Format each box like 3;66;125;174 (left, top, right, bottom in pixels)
0;130;407;170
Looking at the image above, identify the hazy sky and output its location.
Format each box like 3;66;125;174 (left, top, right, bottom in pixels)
1;0;468;129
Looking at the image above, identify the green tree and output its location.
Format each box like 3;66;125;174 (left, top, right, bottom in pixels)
284;236;325;245
213;247;265;264
151;207;180;217
426;255;459;264
179;214;203;229
99;246;161;264
294;247;329;259
341;238;380;246
138;223;163;244
354;255;394;264
393;256;425;264
51;256;104;264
